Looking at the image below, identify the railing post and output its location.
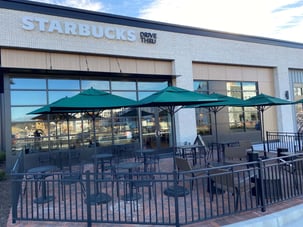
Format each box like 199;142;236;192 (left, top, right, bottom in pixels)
85;170;92;227
11;174;18;223
257;158;266;212
298;132;302;152
266;131;269;154
173;170;180;227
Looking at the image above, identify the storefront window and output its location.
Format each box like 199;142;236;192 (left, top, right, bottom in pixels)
10;78;46;89
112;81;136;90
48;91;79;103
10;77;170;153
194;81;211;135
227;81;258;131
81;80;109;90
138;81;168;90
193;80;259;136
48;79;80;90
11;91;47;106
294;83;303;132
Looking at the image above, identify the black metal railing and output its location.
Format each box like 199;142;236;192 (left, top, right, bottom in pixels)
266;131;303;153
10;152;303;226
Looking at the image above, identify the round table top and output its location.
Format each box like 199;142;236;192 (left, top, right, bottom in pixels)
92;153;113;159
27;165;58;174
178;145;203;149
116;162;142;169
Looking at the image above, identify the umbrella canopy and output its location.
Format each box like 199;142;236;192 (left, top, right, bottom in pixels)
244;93;291;107
137;86;219;109
190;93;247;109
50;87;137;111
136;86;220;149
244;93;292;156
187;93;247;149
28;97;71;115
50;87;138;153
27;97;79;169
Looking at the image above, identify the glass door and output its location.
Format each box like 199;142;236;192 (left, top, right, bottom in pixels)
140;107;170;149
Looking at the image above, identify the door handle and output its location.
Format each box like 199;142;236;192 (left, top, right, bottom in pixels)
155;130;161;137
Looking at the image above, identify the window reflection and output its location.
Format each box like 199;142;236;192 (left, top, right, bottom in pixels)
194;81;211;135
48;91;79;103
48;79;80;90
194;80;259;135
12;107;37;122
294;83;303;132
10;77;171;153
112;81;136;90
138;81;168;90
11;91;47;105
10;78;46;89
227;81;258;131
112;91;137;100
82;80;109;90
138;91;155;100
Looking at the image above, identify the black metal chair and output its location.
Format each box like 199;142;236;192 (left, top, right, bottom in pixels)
131;169;156;200
209;168;250;211
175;157;205;190
60;161;86;200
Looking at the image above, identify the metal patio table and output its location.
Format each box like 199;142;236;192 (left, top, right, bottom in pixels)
27;165;58;204
116;162;142;201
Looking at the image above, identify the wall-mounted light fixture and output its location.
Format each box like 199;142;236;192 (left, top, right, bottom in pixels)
285;90;289;100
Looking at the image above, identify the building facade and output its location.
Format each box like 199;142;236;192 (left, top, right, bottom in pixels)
1;0;303;167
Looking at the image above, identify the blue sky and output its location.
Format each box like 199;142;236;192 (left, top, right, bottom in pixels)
29;0;303;43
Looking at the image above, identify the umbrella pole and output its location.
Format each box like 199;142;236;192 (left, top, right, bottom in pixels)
92;115;97;155
213;111;220;161
260;109;267;158
168;107;177;169
66;115;71;171
138;108;143;150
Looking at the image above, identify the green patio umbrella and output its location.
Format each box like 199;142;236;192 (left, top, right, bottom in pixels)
49;88;138;204
136;86;220;149
27;97;77;148
50;87;137;111
28;97;79;169
136;86;219;195
187;93;247;152
244;93;292;156
28;97;71;115
50;87;138;151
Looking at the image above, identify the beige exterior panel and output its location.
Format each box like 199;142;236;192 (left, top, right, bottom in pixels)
1;48;172;75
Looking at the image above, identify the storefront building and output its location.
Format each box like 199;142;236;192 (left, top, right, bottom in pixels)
1;0;303;168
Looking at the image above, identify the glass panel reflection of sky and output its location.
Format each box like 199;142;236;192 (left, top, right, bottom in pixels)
11;91;47;105
138;91;155;100
138;82;168;90
48;79;80;89
112;81;136;90
11;78;46;89
49;91;79;103
82;80;109;90
12;107;38;121
10;77;171;150
112;91;137;101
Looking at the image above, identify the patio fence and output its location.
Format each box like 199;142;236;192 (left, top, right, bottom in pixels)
266;131;303;153
10;151;303;226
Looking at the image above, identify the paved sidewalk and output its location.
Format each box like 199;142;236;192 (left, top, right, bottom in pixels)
223;203;303;227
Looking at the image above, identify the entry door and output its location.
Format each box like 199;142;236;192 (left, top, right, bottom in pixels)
140;107;170;149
